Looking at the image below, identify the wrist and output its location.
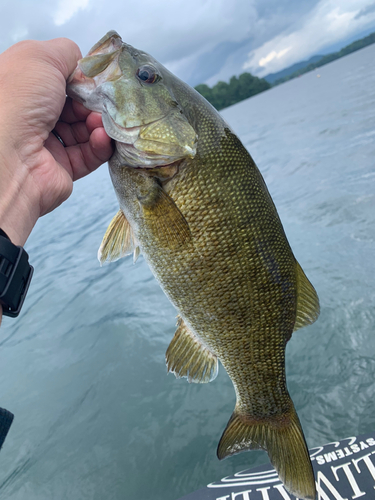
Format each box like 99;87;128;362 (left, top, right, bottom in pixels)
0;146;40;246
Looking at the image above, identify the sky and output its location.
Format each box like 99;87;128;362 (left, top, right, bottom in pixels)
1;0;375;86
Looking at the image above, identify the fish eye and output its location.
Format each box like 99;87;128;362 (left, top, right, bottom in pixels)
136;65;159;84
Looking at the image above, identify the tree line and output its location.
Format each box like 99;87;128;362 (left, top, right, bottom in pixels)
195;73;270;111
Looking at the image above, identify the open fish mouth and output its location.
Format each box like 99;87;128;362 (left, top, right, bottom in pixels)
67;31;123;89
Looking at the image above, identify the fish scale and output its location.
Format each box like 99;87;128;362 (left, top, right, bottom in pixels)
67;31;320;500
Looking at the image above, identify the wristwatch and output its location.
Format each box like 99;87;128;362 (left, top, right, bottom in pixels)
0;408;14;449
0;229;33;317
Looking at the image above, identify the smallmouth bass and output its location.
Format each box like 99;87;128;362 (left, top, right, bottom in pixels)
67;31;320;500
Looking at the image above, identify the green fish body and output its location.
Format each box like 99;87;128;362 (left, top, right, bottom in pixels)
67;31;320;500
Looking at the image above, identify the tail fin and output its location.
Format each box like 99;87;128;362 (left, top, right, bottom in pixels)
217;406;316;500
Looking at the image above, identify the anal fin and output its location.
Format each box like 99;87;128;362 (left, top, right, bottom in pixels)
98;210;140;265
294;262;320;331
166;317;218;383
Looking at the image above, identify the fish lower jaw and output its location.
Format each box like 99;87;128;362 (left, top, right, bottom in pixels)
66;84;95;108
102;110;141;144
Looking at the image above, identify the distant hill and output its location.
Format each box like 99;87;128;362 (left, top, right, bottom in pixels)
195;30;375;110
273;30;375;85
263;55;323;84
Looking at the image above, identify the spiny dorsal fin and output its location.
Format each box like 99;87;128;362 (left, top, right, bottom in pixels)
166;316;218;384
294;262;320;332
139;185;192;250
217;405;316;500
98;210;140;266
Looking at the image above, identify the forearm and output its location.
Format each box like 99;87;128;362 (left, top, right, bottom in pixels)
0;148;40;324
0;38;113;325
0;143;41;246
0;186;39;246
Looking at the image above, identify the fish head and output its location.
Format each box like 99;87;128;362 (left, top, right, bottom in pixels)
67;31;197;168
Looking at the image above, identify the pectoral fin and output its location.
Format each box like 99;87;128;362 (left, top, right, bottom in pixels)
138;182;192;250
166;317;218;383
98;210;140;265
294;262;320;331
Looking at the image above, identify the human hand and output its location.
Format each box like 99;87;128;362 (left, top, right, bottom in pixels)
0;38;113;246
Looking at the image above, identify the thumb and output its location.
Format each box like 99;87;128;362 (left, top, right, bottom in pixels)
44;38;82;81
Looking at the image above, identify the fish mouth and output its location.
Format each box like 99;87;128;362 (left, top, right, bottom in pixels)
67;35;123;111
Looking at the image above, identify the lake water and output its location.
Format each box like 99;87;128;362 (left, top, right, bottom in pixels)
0;44;374;500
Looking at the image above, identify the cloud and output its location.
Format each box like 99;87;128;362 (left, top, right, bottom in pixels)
258;47;291;67
0;0;374;87
355;2;375;19
193;0;324;85
0;0;321;85
0;0;257;66
243;0;375;76
53;0;90;26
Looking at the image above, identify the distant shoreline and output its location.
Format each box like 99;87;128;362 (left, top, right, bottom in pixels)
271;31;375;86
195;31;375;111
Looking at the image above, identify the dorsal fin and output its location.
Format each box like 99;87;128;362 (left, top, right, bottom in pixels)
166;316;218;383
294;262;320;331
98;210;140;265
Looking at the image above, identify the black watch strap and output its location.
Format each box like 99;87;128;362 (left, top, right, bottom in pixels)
0;408;14;449
0;229;33;318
